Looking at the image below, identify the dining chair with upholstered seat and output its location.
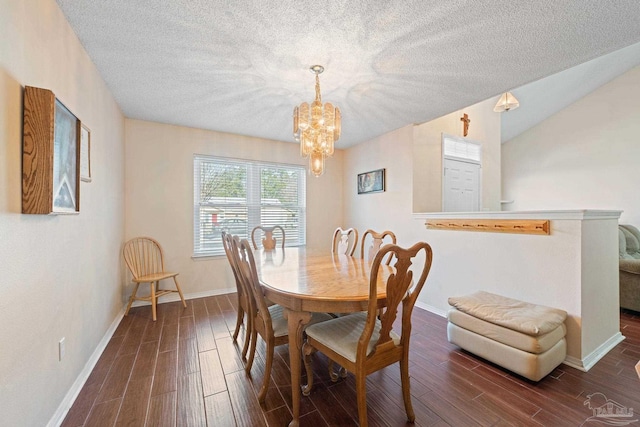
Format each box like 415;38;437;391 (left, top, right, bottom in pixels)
232;238;332;403
332;227;358;256
221;231;252;360
251;225;285;250
122;236;187;321
360;229;397;264
302;242;433;426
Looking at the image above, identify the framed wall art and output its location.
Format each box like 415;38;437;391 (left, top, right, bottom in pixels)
357;168;385;194
80;124;91;182
22;86;80;214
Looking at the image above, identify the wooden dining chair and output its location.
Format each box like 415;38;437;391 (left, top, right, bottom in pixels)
302;242;433;427
221;231;252;360
122;237;187;321
251;225;285;250
360;229;397;264
332;227;358;256
232;238;332;403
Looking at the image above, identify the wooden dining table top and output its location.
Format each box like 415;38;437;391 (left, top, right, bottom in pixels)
254;247;392;312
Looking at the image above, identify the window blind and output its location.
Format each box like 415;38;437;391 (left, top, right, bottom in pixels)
443;136;482;162
193;155;306;257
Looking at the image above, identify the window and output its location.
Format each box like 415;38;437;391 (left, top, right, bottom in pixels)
193;155;306;257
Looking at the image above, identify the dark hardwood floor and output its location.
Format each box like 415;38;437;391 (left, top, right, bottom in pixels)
61;294;640;426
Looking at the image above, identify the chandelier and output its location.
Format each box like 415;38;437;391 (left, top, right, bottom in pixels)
293;65;341;177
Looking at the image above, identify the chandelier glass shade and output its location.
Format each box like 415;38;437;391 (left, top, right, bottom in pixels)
293;65;341;177
493;91;520;112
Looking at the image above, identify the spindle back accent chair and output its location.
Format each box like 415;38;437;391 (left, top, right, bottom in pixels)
360;229;397;265
302;242;433;427
122;237;187;321
332;227;359;256
251;225;285;250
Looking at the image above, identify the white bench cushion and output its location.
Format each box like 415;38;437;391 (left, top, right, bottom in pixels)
448;291;567;336
448;308;566;354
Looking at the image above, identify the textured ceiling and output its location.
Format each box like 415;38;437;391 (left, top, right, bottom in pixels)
56;0;640;148
502;41;640;143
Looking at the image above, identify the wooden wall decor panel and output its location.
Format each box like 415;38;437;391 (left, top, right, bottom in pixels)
22;86;81;214
22;86;55;214
426;219;550;235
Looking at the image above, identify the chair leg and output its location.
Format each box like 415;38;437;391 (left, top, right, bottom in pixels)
245;327;258;374
173;276;187;308
400;352;415;422
355;370;368;427
125;283;140;316
258;336;275;403
328;359;339;383
302;342;315;396
232;295;244;341
241;309;252;361
150;281;157;322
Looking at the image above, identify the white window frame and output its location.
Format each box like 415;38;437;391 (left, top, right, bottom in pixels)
193;155;306;257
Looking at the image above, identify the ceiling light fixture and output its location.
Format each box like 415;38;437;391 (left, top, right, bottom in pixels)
293;65;341;177
493;91;520;112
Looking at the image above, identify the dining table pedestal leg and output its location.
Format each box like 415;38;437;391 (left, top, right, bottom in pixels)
283;309;312;427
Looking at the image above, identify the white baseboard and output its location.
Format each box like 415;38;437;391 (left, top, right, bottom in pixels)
131;287;236;307
415;300;448;318
47;306;125;427
48;288;236;426
563;332;626;372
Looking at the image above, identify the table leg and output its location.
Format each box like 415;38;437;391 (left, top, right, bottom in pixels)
284;309;311;427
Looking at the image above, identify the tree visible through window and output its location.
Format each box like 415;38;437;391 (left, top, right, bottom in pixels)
193;155;306;256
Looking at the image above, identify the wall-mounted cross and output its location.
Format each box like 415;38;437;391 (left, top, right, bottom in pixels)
460;113;470;137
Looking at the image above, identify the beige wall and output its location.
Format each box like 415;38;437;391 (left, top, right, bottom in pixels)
344;102;503;314
0;0;125;425
502;66;640;225
124;119;344;299
413;97;501;212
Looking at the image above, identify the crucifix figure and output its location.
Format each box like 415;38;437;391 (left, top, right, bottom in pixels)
460;113;470;137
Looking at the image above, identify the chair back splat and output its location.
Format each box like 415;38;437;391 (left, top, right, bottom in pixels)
369;242;432;352
360;229;397;265
332;227;358;256
251;225;285;250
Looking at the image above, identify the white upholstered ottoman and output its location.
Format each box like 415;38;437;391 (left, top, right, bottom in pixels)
447;291;567;381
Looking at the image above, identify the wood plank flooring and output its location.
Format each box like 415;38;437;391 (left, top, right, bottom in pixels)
61;295;640;426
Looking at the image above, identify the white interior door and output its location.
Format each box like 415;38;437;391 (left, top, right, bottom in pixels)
443;158;480;212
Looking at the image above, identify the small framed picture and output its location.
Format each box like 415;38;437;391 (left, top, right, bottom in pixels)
53;99;80;213
357;168;385;194
80;123;91;182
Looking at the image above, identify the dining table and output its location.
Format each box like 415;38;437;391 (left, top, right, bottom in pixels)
254;247;394;427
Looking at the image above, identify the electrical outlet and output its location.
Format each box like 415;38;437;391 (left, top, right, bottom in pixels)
58;338;65;361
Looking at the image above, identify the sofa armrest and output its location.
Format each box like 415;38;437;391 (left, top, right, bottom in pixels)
620;259;640;275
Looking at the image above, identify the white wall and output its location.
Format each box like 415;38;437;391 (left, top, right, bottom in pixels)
124;119;344;299
0;0;125;425
502;66;640;225
413;98;501;212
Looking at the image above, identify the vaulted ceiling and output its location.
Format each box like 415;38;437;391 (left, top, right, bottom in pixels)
56;0;640;148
